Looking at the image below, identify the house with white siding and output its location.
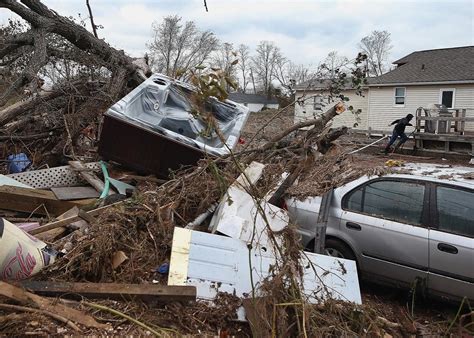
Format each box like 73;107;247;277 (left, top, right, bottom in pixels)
367;46;474;132
228;93;279;112
294;80;369;129
294;46;474;132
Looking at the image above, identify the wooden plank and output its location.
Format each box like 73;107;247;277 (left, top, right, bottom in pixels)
413;133;474;142
461;109;466;134
0;281;109;329
0;185;95;216
69;161;106;194
28;201;124;235
19;281;196;303
35;207;83;242
418;116;474;122
51;186;100;200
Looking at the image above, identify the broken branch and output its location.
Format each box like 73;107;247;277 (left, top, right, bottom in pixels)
0;303;81;332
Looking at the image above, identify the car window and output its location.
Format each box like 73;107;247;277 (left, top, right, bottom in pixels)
436;186;474;237
346;187;363;212
345;180;425;225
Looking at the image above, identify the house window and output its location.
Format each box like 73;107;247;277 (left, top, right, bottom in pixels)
313;95;323;111
439;89;455;108
394;87;405;105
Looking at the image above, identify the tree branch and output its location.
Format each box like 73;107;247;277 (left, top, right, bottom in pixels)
0;89;61;126
21;0;56;18
0;29;35;59
85;0;98;38
0;27;48;107
0;0;46;27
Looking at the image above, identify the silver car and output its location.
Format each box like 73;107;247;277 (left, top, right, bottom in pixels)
286;163;474;301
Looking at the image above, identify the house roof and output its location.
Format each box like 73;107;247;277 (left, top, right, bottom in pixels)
228;92;279;104
370;46;474;86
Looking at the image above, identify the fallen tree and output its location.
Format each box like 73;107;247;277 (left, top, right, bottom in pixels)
0;0;154;166
0;0;150;109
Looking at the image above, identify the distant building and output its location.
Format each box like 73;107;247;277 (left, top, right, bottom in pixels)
294;46;474;131
228;93;279;112
294;79;369;130
367;46;474;131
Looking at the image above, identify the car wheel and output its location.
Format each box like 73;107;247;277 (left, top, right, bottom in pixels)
324;239;356;261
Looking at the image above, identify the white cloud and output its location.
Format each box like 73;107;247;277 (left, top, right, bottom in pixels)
0;0;472;64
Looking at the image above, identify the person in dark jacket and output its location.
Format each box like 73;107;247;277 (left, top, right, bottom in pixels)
384;113;414;154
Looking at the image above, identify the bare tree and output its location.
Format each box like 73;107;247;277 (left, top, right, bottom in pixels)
147;15;219;79
358;30;392;76
251;41;281;97
321;51;350;78
273;57;311;95
236;44;250;93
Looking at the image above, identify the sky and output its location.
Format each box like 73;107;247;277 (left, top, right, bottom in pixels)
1;0;473;68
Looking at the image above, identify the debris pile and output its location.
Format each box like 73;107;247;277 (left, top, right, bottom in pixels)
0;81;469;337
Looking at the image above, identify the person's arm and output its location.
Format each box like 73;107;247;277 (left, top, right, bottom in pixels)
390;119;400;125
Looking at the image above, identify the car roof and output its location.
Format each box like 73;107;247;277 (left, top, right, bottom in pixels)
385;162;474;189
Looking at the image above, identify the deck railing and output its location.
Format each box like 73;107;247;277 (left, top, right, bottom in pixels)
415;108;474;135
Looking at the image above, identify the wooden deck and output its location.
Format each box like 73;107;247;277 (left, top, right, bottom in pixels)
414;108;474;156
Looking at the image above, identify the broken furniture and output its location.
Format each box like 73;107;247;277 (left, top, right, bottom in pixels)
98;74;250;176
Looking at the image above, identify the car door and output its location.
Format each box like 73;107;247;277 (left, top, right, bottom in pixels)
340;178;430;287
428;184;474;301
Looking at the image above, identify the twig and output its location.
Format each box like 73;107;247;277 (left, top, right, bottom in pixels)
82;301;165;336
203;0;208;12
86;0;99;38
0;303;81;332
446;297;469;334
0;130;58;141
63;111;76;159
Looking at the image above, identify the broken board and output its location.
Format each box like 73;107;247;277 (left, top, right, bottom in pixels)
19;281;196;303
208;162;288;255
51;186;100;200
0;185;95;216
168;228;362;304
0;174;33;189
